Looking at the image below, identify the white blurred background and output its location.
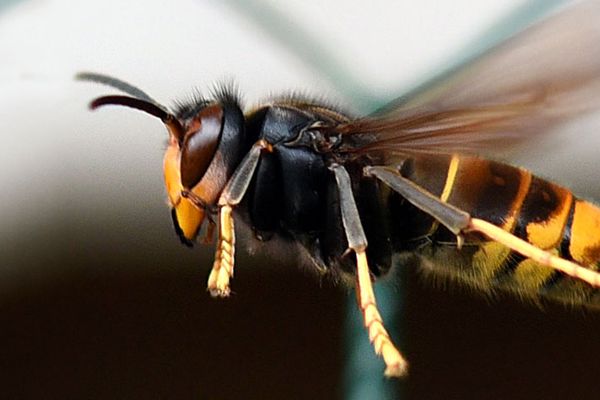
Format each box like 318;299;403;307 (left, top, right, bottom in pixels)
3;1;600;399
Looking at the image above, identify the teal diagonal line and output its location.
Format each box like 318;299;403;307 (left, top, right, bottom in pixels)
0;0;28;15
219;0;380;112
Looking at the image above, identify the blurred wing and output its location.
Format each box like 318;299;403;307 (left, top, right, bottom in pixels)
336;1;600;156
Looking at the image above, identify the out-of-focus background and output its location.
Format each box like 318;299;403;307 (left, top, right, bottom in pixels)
2;0;600;399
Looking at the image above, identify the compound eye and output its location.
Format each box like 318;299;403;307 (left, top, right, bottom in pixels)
180;104;224;189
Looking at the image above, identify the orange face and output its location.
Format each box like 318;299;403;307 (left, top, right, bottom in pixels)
163;137;205;241
162;104;225;242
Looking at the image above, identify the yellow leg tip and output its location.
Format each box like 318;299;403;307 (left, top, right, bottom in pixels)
208;287;231;298
207;265;232;297
206;204;237;298
384;360;409;378
355;249;409;378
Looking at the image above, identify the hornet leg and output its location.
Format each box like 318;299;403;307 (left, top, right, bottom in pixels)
207;139;274;297
330;163;408;377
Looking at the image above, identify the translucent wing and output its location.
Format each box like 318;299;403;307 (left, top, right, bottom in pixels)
336;1;600;156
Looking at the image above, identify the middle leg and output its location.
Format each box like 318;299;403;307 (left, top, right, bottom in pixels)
329;163;408;377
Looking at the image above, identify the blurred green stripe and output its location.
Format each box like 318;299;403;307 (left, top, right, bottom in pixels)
0;0;26;14
220;0;379;112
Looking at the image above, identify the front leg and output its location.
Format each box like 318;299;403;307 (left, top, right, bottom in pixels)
206;139;274;297
329;163;408;377
207;205;235;297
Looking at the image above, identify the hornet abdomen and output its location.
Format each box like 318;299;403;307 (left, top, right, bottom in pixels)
389;154;600;306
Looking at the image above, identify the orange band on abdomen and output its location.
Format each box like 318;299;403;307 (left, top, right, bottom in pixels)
569;200;600;265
